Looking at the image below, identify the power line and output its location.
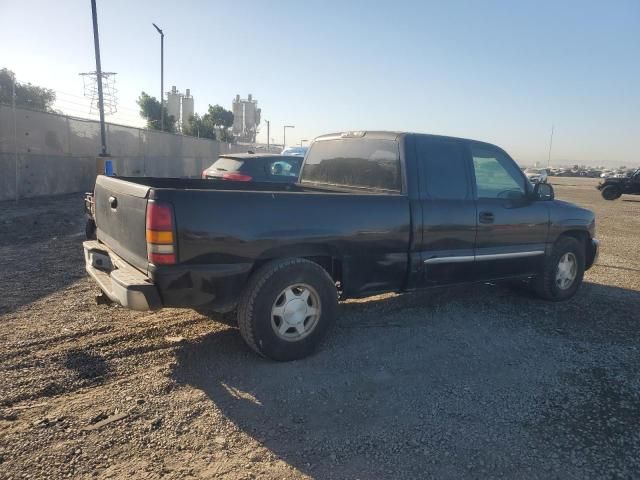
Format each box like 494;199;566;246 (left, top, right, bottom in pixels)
52;89;140;116
54;91;141;114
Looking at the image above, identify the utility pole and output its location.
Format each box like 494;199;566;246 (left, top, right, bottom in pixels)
153;23;164;131
265;120;270;151
547;124;554;168
91;0;108;156
283;125;294;149
12;73;18;202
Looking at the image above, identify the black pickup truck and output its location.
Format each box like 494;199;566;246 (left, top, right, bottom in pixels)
84;131;598;360
597;168;640;200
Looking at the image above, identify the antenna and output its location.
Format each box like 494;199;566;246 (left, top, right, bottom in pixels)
547;124;554;168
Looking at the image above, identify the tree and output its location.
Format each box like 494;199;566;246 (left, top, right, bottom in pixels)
207;104;234;129
0;68;56;112
183;113;215;139
136;91;177;132
182;104;235;142
218;128;234;143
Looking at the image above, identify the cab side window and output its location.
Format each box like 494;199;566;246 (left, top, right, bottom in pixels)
471;146;526;199
416;138;470;200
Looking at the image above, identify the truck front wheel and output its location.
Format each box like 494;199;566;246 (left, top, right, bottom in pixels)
601;185;622;200
237;258;338;361
533;236;585;301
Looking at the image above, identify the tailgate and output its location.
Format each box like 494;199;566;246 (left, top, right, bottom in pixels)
94;176;150;272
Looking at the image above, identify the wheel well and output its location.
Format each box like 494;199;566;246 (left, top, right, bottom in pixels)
558;230;588;253
251;256;342;285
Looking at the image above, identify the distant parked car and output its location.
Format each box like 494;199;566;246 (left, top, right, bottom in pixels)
202;154;303;183
524;168;548;184
597;168;640;200
281;146;308;157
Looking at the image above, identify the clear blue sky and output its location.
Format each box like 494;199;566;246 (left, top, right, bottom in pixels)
1;0;638;166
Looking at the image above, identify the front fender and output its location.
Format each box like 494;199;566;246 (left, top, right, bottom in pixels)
548;200;596;242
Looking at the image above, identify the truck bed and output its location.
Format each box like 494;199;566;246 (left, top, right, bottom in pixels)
114;176;305;192
93;175;414;306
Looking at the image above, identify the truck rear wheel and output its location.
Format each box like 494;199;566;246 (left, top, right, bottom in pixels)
601;185;622;200
533;236;585;301
237;258;338;361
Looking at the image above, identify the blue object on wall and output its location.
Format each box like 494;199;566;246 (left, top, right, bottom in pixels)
104;160;114;176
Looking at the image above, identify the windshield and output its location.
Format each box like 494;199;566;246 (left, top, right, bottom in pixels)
281;146;308;156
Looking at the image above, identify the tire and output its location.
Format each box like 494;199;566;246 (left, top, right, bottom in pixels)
601;185;622;200
533;236;585;301
237;258;338;361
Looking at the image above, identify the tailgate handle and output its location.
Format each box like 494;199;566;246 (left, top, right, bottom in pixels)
108;196;118;209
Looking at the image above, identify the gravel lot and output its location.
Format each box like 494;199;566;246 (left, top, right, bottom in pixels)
1;177;639;479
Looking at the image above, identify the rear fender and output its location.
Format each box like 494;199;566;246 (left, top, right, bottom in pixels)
253;243;343;281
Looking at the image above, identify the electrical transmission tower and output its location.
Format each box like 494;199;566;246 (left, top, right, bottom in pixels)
79;71;118;115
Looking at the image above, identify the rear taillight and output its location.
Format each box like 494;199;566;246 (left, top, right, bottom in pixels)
201;170;208;179
221;172;253;182
146;201;176;265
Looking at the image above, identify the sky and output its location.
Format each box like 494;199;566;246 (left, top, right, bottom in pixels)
1;0;638;166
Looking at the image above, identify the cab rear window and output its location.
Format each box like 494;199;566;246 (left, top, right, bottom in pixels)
301;139;401;192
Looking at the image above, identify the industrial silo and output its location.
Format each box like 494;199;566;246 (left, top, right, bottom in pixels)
166;86;181;123
232;94;243;137
181;89;194;131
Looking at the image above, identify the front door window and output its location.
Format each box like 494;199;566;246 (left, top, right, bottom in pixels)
471;147;526;200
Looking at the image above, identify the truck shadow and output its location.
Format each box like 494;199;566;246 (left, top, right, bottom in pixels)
171;281;640;478
64;348;109;383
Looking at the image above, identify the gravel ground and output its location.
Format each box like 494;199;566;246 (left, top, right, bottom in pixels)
0;177;639;479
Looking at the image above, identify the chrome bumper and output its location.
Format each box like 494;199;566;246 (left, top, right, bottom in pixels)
83;240;161;311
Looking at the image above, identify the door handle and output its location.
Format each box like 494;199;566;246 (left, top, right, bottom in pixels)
108;196;118;209
479;211;494;224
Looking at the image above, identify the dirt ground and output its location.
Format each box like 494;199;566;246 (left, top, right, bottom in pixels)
1;177;639;479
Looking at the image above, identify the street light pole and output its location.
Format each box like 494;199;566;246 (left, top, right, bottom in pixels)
265;120;270;151
152;23;164;132
283;125;294;149
91;0;107;156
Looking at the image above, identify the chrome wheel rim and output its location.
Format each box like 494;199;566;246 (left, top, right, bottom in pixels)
271;284;321;342
555;252;577;290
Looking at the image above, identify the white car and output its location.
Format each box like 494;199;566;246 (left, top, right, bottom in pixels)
524;168;548;184
281;146;308;157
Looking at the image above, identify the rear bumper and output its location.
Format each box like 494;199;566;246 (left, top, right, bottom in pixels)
83;240;161;311
586;238;599;270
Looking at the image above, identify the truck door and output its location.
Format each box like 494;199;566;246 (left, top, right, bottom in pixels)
469;143;549;279
415;136;477;285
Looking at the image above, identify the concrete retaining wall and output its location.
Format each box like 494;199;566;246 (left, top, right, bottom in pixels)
0;105;254;201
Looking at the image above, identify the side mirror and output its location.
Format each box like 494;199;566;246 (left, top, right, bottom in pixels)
534;182;554;201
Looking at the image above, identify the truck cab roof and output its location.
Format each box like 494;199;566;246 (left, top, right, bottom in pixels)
314;130;500;149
